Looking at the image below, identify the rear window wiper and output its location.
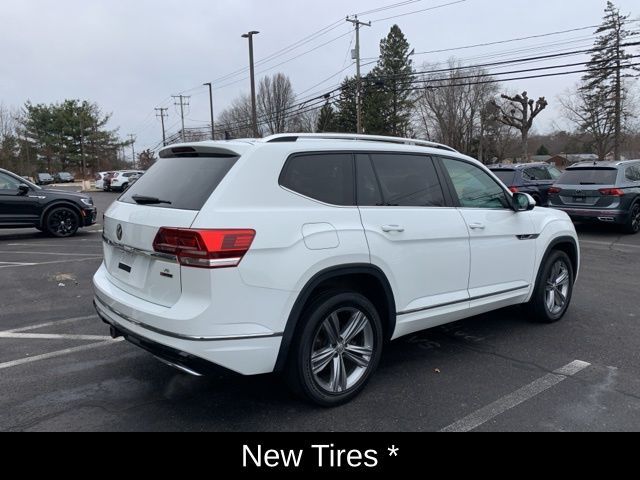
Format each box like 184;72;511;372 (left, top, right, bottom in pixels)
131;195;172;205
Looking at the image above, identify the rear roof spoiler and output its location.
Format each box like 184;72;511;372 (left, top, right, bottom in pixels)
159;142;253;158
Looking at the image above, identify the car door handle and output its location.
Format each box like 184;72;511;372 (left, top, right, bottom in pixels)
469;223;486;230
381;225;405;233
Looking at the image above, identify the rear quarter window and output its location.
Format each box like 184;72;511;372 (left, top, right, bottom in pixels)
557;168;619;185
119;156;238;210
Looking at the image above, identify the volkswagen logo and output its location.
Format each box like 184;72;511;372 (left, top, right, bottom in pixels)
116;224;123;241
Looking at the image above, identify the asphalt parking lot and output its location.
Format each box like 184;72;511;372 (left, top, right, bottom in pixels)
1;189;640;432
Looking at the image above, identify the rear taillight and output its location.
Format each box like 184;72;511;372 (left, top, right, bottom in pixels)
508;187;519;193
153;228;256;269
599;188;625;197
548;187;562;195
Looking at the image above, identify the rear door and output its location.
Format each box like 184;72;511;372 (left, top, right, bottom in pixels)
356;153;471;320
102;154;238;307
438;157;537;300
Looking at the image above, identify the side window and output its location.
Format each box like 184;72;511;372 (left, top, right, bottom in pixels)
440;157;511;209
367;153;445;207
547;166;562;180
356;154;383;206
0;173;20;192
280;153;354;206
626;166;640;181
523;166;553;181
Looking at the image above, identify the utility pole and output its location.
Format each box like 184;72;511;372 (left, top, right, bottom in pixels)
155;107;168;146
203;83;215;140
346;15;371;135
172;95;191;142
242;30;260;138
128;134;136;168
79;113;86;182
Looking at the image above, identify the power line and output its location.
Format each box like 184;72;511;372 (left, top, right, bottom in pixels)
371;0;467;23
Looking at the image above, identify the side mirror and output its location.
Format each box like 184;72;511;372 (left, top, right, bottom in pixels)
513;192;536;212
18;184;30;196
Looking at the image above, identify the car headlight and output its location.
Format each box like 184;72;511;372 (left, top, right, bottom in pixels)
81;198;94;206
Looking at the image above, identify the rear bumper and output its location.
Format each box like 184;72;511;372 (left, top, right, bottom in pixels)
92;264;284;375
96;303;237;377
550;206;627;224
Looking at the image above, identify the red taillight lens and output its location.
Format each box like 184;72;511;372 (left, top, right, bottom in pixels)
153;228;256;269
508;187;519;193
548;187;562;195
599;188;625;197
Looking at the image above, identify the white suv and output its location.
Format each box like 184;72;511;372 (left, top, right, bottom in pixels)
93;134;579;406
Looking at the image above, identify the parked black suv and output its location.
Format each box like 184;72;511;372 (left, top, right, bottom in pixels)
0;168;97;237
489;162;562;206
548;161;640;234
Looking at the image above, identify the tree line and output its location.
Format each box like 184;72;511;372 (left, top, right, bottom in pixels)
1;2;637;177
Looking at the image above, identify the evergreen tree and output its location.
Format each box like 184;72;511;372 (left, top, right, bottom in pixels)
367;25;415;136
581;1;639;160
334;77;358;133
536;144;550;156
316;102;337;132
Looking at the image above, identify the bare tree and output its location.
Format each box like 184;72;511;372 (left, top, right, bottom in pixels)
218;94;255;139
257;73;295;135
413;60;498;155
559;86;615;160
288;107;319;133
491;92;548;162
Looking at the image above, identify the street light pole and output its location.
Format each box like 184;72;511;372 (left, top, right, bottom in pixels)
203;82;215;140
242;30;260;138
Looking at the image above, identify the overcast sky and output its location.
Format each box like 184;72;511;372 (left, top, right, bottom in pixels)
1;0;638;153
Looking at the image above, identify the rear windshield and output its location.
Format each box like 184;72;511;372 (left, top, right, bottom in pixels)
491;169;516;185
119;156;238;210
557;168;618;185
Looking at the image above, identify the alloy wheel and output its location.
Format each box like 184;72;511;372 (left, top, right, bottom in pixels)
545;259;570;315
47;208;78;237
310;307;374;394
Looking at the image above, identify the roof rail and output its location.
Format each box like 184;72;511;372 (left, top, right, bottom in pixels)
263;133;458;153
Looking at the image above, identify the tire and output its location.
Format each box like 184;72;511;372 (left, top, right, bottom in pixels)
285;290;384;407
44;206;80;238
525;250;574;323
623;202;640;234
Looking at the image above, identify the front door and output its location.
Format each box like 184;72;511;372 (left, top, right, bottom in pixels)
438;157;537;300
0;172;40;226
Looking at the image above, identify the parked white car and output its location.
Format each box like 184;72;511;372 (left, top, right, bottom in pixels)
93;134;579;406
95;171;112;190
108;170;145;192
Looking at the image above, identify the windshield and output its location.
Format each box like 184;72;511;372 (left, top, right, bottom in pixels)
119;156;238;210
557;168;618;185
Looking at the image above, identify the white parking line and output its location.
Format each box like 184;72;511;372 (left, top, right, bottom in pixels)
6;243;101;248
0;261;36;266
0;257;102;268
6;315;98;333
580;240;640;250
0;332;112;341
440;360;591;432
0;339;123;370
0;251;101;257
